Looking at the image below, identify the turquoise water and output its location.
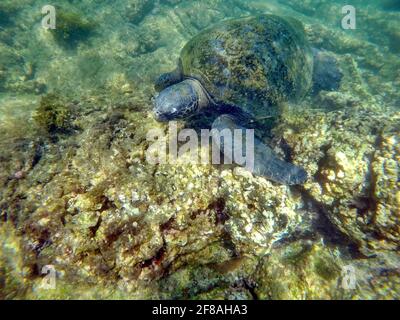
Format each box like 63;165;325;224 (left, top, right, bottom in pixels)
0;0;399;299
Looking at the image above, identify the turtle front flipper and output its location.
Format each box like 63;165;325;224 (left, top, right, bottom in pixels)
212;115;308;185
154;68;183;92
311;48;343;94
154;60;184;92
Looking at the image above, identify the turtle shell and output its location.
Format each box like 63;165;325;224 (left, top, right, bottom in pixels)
180;14;313;118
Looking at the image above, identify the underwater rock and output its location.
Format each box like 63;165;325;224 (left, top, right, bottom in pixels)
0;44;24;91
276;107;400;255
369;131;400;251
0;43;23;68
125;0;156;25
157;255;259;299
255;239;400;299
0;222;30;299
254;240;348;299
1;92;312;298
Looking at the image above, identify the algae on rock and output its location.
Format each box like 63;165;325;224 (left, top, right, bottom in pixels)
34;93;73;133
51;9;97;47
1;0;400;300
0;222;30;299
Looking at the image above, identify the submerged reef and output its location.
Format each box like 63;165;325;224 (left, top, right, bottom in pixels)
0;0;400;299
1;91;399;299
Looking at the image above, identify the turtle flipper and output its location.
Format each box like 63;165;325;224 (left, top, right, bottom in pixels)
154;67;183;92
155;60;184;92
212;115;308;185
252;144;308;185
311;48;343;94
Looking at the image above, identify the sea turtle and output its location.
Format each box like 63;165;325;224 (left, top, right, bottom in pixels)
153;14;342;185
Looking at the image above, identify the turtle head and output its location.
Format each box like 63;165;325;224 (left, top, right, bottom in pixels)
153;79;209;122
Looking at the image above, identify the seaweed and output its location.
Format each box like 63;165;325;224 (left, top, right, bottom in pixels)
281;242;312;265
313;257;340;281
77;52;105;82
51;10;97;48
0;3;18;26
34;93;73;134
381;0;400;11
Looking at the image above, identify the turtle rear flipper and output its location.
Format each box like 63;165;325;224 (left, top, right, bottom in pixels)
311;48;343;94
212;115;308;185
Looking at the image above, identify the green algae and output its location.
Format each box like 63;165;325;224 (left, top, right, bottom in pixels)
381;0;400;11
313;256;340;281
51;10;97;47
0;222;29;300
34;93;73;133
281;242;312;265
0;45;24;78
0;3;18;26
